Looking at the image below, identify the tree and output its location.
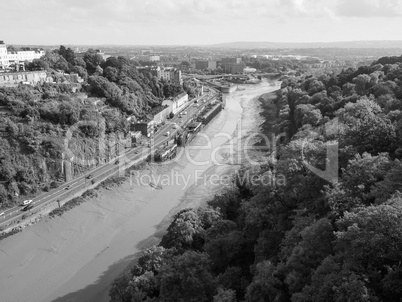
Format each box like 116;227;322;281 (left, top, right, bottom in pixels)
294;104;315;128
334;198;402;301
302;108;322;126
371;160;402;203
204;220;242;273
213;288;236;302
73;57;86;68
158;251;215;302
245;261;283;302
343;114;397;155
306;79;325;95
133;246;170;275
109;273;132;302
27;58;50;71
104;66;119;82
207;189;242;221
295;256;372;302
72;65;88;81
0;184;9;206
286;219;334;294
84;50;105;74
353;74;371;95
340;152;391;204
159;208;204;251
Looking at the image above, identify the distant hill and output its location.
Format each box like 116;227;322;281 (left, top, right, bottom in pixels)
208;41;402;49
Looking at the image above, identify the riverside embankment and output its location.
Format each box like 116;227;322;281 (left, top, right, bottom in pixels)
0;79;280;302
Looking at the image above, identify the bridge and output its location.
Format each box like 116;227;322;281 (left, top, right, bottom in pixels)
184;72;280;81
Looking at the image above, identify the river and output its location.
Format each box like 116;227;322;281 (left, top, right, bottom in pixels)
0;79;279;302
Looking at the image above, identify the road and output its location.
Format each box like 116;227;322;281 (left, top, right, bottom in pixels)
0;90;218;229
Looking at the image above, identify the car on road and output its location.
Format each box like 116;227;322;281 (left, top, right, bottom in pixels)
115;160;119;165
0;211;5;216
183;111;187;115
165;131;170;136
65;185;70;190
22;199;33;206
86;174;92;179
21;204;33;211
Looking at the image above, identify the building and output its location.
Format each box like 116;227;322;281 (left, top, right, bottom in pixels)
150;66;182;85
222;57;242;64
220;57;244;74
131;120;155;137
195;60;216;70
162;92;189;115
0;41;44;71
222;62;245;74
0;71;51;86
0;42;8;70
149;55;160;62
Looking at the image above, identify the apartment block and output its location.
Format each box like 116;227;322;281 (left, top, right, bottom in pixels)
195;60;217;70
0;41;45;71
150;66;182;85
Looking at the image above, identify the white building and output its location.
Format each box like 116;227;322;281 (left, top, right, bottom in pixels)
0;41;45;71
0;42;8;69
162;92;189;115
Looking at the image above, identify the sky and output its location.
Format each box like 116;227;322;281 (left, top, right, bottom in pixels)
1;0;402;45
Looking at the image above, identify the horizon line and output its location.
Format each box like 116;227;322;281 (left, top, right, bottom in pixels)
4;39;402;48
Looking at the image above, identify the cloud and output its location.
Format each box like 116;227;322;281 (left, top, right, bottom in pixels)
1;0;402;45
336;0;402;17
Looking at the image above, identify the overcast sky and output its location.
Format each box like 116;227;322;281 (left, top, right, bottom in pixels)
1;0;402;45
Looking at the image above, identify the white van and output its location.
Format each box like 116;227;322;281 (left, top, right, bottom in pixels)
22;199;33;206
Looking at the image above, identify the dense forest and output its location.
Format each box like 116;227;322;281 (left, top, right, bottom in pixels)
110;55;402;301
0;46;187;208
241;57;320;74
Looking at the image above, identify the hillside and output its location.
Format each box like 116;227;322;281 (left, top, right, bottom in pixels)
0;46;184;208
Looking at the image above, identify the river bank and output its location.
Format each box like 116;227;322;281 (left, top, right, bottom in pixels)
0;80;280;302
